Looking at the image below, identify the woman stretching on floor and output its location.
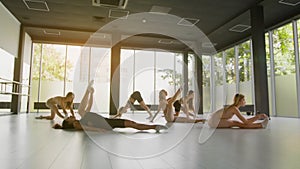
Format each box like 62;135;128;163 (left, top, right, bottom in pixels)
151;88;205;123
36;92;75;120
53;82;167;132
112;91;153;119
207;93;269;129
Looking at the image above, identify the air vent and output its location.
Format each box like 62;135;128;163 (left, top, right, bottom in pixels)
278;0;300;6
229;24;251;33
108;9;129;19
177;18;200;27
92;0;128;9
23;0;49;12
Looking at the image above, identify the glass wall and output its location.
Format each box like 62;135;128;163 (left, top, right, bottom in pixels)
224;47;236;104
120;49;184;109
120;49;134;105
265;32;275;116
202;55;211;113
272;23;298;117
31;43;110;113
214;52;224;110
0;48;15;113
156;51;177;101
238;40;253;104
134;50;155;104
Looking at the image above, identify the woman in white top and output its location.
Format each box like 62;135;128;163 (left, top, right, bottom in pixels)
208;93;269;128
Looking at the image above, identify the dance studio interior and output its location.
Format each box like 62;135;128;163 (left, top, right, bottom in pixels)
0;0;300;169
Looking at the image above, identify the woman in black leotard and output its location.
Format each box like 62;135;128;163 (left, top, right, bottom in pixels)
112;91;153;119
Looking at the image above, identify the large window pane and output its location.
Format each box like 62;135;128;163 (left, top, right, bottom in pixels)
265;32;274;116
0;48;15;113
238;40;253;104
273;23;298;117
224;47;236;104
92;47;111;112
134;50;154;104
202;55;211;112
31;44;67;112
175;53;183;91
120;49;134;106
66;45;81;102
41;44;66;111
188;53;196;91
156;51;176;104
214;52;224;109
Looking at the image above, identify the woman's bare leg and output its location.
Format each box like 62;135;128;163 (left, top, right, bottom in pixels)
172;117;205;123
139;101;153;119
124;120;167;132
217;120;266;129
150;102;165;122
77;82;94;117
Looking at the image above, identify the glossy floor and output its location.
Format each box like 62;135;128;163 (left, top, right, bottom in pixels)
0;113;300;169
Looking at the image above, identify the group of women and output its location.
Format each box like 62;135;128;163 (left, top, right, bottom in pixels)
36;81;269;131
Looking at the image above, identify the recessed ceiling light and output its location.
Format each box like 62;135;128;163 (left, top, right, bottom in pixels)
23;0;49;12
177;18;199;27
278;0;300;6
229;24;251;33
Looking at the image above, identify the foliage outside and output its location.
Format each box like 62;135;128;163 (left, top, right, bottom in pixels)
32;44;74;81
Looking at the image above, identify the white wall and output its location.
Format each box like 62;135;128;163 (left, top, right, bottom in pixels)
0;2;20;57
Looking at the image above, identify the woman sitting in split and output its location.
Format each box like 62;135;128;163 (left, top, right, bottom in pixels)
207;93;269;129
112;91;153;119
53;81;167;133
36;92;75;120
150;88;205;123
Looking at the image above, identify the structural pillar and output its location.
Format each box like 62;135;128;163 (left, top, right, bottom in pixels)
183;51;189;95
195;52;203;114
109;34;121;116
250;5;270;116
11;25;25;114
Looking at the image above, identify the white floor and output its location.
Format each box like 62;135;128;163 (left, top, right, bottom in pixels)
0;112;300;169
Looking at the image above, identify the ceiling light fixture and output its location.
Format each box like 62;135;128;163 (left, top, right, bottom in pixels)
278;0;300;6
177;18;200;27
23;0;49;12
229;24;251;33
